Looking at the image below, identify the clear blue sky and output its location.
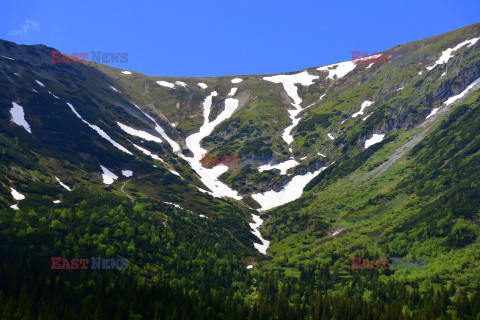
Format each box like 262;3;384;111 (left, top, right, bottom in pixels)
1;0;479;77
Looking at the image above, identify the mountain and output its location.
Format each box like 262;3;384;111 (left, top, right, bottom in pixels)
1;22;480;319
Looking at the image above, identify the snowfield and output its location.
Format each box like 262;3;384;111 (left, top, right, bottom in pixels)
249;214;270;254
365;134;385;148
10;102;32;133
427;37;480;71
352;101;374;118
122;170;133;177
252;167;327;211
100;165;118;185
231;78;243;83
258;159;299;175
156;81;175;88
10;188;25;200
182;92;241;199
198;83;208;89
318;60;357;80
263;71;319;145
117;122;163;143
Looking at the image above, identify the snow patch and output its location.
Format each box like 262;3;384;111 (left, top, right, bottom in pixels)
231;78;243;83
10;102;32;133
164;202;183;209
228;87;238;96
250;214;270;254
109;86;119;92
117;122;163;143
198;83;208;89
133;144;163;161
252;167;327;211
121;71;132;75
327;133;335;140
182;92;241;199
246;265;253;269
10;204;19;210
263;71;319;145
352;101;374;118
426;108;439;119
35;80;45;87
258;159;299;175
11;188;25;200
55;177;72;191
444;77;480;106
156;81;175;88
53;200;61;204
366;63;374;69
100;165;118;185
318;60;357;80
365;134;385;148
122;170;133;177
66;103;132;155
427;37;480;71
175;81;187;87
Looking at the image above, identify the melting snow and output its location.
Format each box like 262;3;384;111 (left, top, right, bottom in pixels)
427;37;480;71
198;83;208;89
133;144;163;161
252;167;327;211
66;103;132;155
250;214;270;254
132;104;181;152
10;204;19;210
122;170;133;177
366;63;374;69
444;77;480;106
164;202;183;209
182;92;241;199
100;165;118;185
317;153;326;157
117;122;163;143
352;101;374;118
175;81;187;87
121;71;132;75
10;102;32;133
35;80;45;87
199;214;207;219
397;86;404;91
231;78;243;83
364;134;385;148
263;71;319;145
55;177;72;191
109;86;119;92
258;159;299;175
157;81;175;88
228;87;238;96
53;200;61;204
11;188;25;200
318;60;357;80
426;108;439;119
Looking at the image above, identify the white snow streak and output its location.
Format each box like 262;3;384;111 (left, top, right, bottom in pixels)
198;83;208;89
263;71;319;145
35;80;45;87
156;81;175;88
427;37;480;71
66;103;132;155
444;77;480;106
55;177;72;191
117;122;163;143
133;144;163;161
258;159;299;175
228;87;238;96
250;214;270;254
252;167;327;211
182;92;241;199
